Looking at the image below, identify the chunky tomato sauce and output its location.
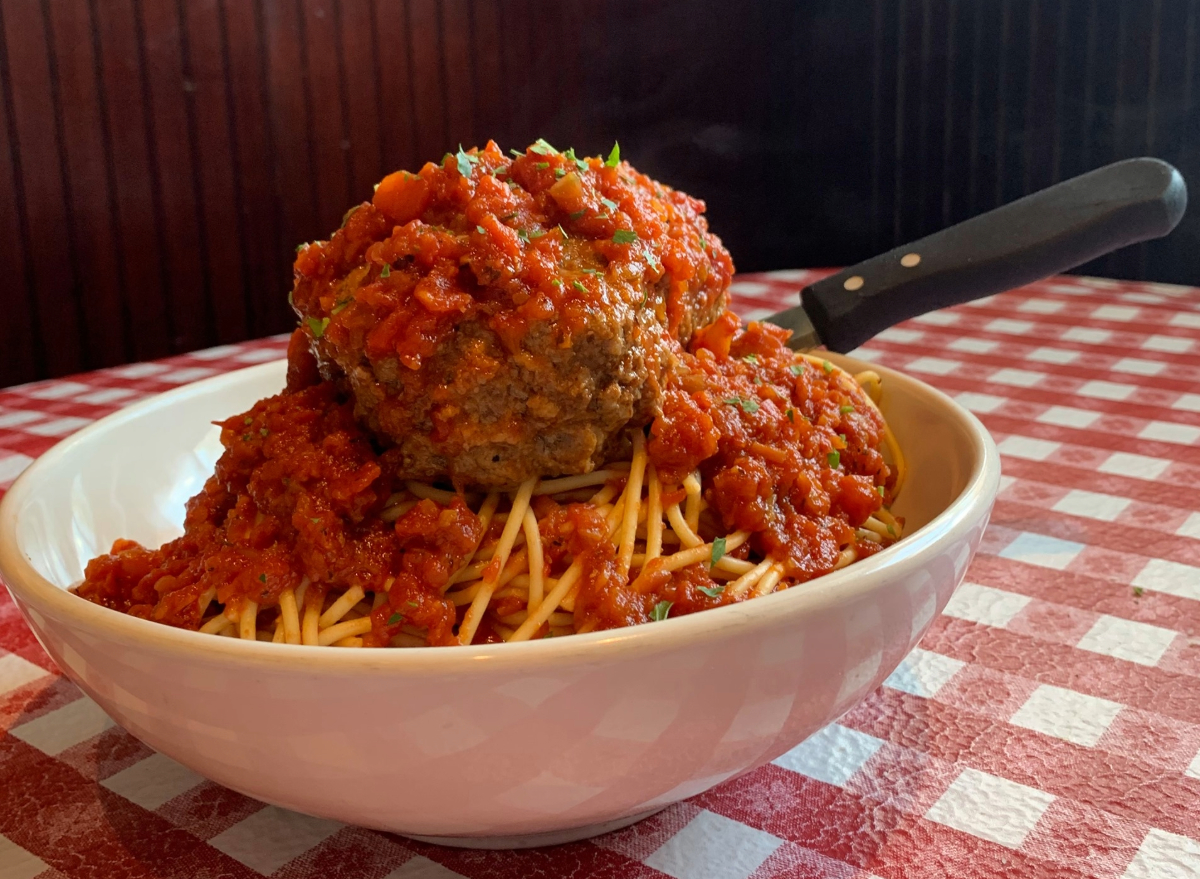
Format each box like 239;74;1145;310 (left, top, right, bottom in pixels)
573;317;894;631
77;313;894;641
293;140;731;369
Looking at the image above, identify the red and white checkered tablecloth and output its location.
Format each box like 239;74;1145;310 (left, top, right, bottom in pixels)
2;270;1200;879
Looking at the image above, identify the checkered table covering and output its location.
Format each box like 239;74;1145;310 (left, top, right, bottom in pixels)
2;270;1200;879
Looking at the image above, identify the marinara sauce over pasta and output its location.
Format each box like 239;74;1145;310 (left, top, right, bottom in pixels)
76;315;899;645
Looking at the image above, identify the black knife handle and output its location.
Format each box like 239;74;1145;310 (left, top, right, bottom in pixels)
801;157;1187;353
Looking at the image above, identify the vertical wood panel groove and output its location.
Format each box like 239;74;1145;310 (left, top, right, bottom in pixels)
1147;0;1163;154
1081;0;1098;171
0;0;46;379
368;0;386;177
1050;0;1068;182
434;0;450;147
994;0;1011;206
217;0;255;335
869;0;883;253
966;2;983;213
131;0;181;351
465;0;478;145
892;0;907;244
85;0;138;363
294;0;323;229
915;0;931;236
1021;0;1038;196
331;0;355;207
402;0;420;160
251;0;290;332
173;0;218;348
941;0;957;228
40;0;91;368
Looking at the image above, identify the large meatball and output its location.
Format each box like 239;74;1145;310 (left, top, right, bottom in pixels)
290;140;733;487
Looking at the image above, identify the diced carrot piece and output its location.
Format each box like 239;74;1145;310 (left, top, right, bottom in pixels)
372;171;431;224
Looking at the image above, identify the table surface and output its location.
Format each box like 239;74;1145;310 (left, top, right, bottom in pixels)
2;270;1200;879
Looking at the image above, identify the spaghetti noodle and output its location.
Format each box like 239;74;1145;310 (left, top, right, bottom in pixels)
74;315;905;646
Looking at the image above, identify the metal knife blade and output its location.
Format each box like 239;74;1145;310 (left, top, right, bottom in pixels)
765;303;823;351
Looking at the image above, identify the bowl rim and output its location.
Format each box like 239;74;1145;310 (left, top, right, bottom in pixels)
0;353;1000;674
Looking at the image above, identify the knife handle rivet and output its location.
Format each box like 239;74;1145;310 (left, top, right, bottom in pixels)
900;252;921;267
843;275;864;291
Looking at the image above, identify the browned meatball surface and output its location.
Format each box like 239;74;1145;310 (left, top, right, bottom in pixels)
290;140;733;487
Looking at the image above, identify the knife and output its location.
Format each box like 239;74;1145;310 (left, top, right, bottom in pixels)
767;157;1188;352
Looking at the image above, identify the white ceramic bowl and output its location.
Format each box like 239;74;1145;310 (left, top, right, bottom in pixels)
0;353;999;847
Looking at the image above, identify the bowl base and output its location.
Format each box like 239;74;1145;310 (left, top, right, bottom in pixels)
401;806;667;849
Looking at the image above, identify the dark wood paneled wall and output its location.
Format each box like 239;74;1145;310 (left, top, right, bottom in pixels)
1;0;1198;386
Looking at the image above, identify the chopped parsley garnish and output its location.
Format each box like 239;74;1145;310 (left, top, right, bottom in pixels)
455;145;477;177
822;360;834;373
258;573;267;583
828;450;841;468
742;353;759;365
243;416;253;425
509;148;523;157
605;141;620;167
517;229;530;242
600;197;618;212
407;600;419;607
332;297;352;314
572;280;588;292
877;485;885;497
535;161;549;170
295;243;306;254
530;137;558;155
555;167;566;178
710;536;727;568
887;525;896;536
551;278;563;288
387;613;402;625
649;600;672;621
786;408;795;422
612;229;638;244
1133;586;1145;597
699;585;725;598
840;404;854;414
529;229;546;239
569;209;586;220
790;363;806;376
307;316;329;338
645;252;661;271
476;224;486;234
580;268;602;274
724;397;759;414
564;147;589;171
259;428;269;437
380;264;391;278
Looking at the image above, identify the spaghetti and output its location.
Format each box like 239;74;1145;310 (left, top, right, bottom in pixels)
74;315;905;646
